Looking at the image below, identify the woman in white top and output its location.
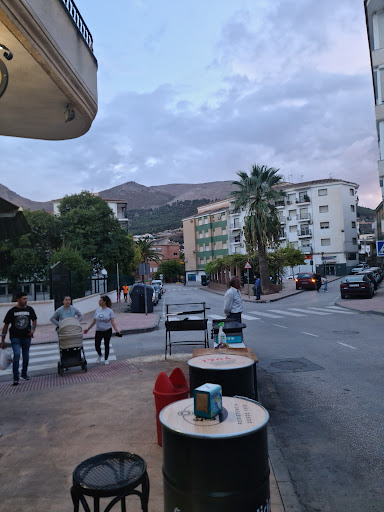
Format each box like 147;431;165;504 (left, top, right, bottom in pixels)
50;296;83;327
84;295;120;365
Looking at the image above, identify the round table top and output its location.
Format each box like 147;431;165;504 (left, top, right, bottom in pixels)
73;452;146;493
188;354;254;371
160;397;269;439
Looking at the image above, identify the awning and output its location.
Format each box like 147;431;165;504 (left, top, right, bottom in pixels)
0;198;31;240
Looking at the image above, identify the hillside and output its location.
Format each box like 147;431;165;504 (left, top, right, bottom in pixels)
127;199;211;235
0;184;53;212
98;180;234;210
357;205;375;221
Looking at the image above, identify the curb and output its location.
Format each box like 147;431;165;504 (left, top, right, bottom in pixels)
334;301;384;317
199;286;305;303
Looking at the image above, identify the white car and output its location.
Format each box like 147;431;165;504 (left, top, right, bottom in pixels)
351;263;370;274
151;279;163;290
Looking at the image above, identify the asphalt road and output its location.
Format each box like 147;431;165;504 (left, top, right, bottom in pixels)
113;282;384;512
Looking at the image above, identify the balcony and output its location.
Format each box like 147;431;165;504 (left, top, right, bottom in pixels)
279;231;287;239
230;237;242;245
296;212;312;222
275;200;285;208
298;228;312;237
296;195;311;204
230;223;241;231
300;246;312;254
0;0;98;140
279;216;286;224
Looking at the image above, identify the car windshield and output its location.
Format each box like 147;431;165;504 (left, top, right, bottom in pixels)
344;276;366;282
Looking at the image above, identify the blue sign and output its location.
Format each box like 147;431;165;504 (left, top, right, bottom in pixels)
376;241;384;256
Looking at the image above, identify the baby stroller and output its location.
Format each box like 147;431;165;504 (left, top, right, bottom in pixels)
57;317;87;376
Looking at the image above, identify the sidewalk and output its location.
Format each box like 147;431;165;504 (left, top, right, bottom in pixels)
31;301;160;345
0;357;288;512
202;275;342;303
335;280;384;315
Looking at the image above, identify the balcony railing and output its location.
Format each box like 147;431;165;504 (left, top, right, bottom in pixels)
279;216;286;224
298;228;312;237
301;246;312;254
296;195;310;204
60;0;94;50
275;201;285;207
280;232;287;239
230;223;241;230
230;237;242;244
296;213;311;221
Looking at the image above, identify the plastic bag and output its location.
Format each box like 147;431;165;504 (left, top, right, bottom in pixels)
0;348;12;371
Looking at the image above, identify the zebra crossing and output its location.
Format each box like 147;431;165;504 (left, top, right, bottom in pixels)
1;339;117;376
166;306;355;322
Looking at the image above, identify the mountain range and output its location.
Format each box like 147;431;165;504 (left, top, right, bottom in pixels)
0;180;235;212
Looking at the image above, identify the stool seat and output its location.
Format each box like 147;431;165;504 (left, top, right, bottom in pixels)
71;452;149;512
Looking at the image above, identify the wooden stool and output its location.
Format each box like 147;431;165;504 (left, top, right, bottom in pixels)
71;452;149;512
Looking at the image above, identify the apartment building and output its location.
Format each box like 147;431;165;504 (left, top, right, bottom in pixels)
0;0;98;140
149;239;180;278
182;199;230;284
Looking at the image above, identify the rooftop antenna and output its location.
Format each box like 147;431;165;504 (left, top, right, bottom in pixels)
329;172;334;179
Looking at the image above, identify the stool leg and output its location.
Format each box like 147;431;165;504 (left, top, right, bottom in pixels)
94;496;100;512
141;472;150;512
71;486;80;512
121;497;126;512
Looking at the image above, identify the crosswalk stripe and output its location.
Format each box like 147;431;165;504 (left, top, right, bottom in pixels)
324;307;354;315
289;308;331;316
248;311;282;319
241;314;261;320
209;314;227;320
267;309;305;317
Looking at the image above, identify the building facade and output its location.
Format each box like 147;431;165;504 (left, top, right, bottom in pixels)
149;239;181;278
365;0;384;200
183;179;359;279
0;0;98;140
182;199;230;284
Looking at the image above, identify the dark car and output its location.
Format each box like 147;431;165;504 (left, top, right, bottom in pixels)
356;271;378;290
295;272;321;290
340;275;374;299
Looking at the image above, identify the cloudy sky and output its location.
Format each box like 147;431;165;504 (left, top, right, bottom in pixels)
1;0;382;207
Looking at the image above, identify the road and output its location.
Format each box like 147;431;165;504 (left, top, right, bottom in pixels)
113;282;383;512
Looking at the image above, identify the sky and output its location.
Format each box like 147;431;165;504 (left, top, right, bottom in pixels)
0;0;382;207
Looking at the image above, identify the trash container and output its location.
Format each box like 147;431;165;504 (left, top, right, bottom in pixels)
153;368;189;446
129;284;154;313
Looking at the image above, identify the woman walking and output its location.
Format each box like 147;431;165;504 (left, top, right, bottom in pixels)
84;296;120;365
50;296;83;327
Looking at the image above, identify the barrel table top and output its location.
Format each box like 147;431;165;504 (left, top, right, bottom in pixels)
159;397;269;439
188;353;254;371
192;347;258;363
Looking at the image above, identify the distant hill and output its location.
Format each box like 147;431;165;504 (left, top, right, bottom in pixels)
0;184;53;212
357;205;375;221
98;180;234;210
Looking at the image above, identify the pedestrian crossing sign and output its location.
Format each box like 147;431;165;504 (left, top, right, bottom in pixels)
377;240;384;256
244;261;252;269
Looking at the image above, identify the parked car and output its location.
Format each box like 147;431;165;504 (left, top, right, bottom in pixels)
153;284;162;299
350;263;370;274
295;272;321;290
356;270;378;290
151;279;163;291
286;273;299;280
152;287;159;305
340;275;374;299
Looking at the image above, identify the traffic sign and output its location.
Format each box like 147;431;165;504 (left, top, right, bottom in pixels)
244;261;252;269
377;240;384;256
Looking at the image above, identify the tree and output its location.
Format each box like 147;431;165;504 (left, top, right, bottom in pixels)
231;164;285;293
273;244;306;277
57;191;136;275
50;246;92;296
155;260;184;282
0;210;60;299
135;238;161;263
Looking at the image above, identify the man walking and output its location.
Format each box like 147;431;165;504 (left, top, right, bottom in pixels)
1;292;37;386
224;276;243;322
322;275;328;292
122;284;129;302
254;275;261;300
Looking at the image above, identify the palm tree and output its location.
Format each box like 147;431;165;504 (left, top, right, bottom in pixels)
231;164;285;293
135;238;161;263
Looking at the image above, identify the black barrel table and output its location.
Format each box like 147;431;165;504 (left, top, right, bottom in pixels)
188;353;256;399
160;396;270;512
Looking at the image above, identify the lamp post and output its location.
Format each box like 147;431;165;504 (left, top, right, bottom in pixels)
321;252;325;275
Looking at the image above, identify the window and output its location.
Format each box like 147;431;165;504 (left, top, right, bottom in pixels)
0;286;7;296
199;232;203;239
287;194;296;204
347;253;357;261
352;238;357;245
222;229;227;235
173;252;178;256
214;243;217;250
320;222;329;229
288;209;296;219
198;218;202;225
352;221;356;228
319;205;328;213
299;191;309;203
289;225;297;233
153;267;157;273
350;205;355;213
22;285;30;294
223;243;227;249
200;258;204;264
301;241;311;247
299;208;308;219
380;179;383;188
204;217;208;224
373;67;384;104
205;230;209;238
321;239;331;246
350;188;354;196
373;11;384;50
318;189;327;196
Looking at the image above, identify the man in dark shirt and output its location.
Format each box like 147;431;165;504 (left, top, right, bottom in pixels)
1;292;37;386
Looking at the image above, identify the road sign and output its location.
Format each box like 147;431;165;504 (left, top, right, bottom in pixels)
244;261;252;269
377;240;384;256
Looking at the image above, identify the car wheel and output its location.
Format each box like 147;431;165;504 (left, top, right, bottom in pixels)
341;294;346;299
296;285;300;290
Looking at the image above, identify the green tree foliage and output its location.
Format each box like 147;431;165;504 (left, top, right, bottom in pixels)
50;246;92;297
135;238;161;263
58;191;136;275
231;164;284;293
272;243;306;277
0;210;61;298
126;199;211;235
155;260;184;282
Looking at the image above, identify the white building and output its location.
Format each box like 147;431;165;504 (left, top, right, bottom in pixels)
228;179;359;276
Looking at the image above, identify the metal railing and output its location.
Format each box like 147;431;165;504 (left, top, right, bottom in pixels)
296;212;311;221
298;228;312;237
60;0;94;51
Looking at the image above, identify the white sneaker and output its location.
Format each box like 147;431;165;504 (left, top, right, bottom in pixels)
104;359;109;365
96;355;102;364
